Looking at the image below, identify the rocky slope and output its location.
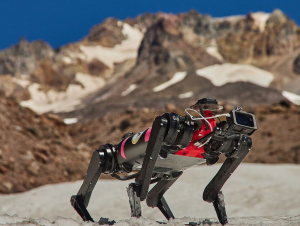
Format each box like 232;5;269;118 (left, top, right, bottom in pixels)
0;91;94;194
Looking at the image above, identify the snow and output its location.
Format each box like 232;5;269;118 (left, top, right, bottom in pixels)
62;56;73;64
196;64;274;87
63;118;78;125
20;73;105;114
12;77;31;88
214;15;245;23
251;12;270;32
121;84;137;96
214;12;270;32
178;91;194;99
282;91;300;105
0;163;299;224
206;40;223;61
79;23;143;68
206;46;224;61
153;72;187;92
0;215;299;226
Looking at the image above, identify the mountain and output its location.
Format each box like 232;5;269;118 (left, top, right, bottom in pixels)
0;9;300;119
1;10;300;194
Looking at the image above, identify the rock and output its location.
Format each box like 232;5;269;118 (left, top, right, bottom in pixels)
27;162;40;175
85;17;125;47
0;165;8;174
26;127;42;138
14;126;22;131
34;144;50;156
45;114;65;125
34;152;49;163
24;150;35;160
119;119;131;131
165;103;176;111
293;54;300;75
76;143;91;152
1;181;13;192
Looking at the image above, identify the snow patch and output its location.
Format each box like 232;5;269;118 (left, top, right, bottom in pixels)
214;15;245;23
179;91;193;99
20;73;105;114
196;63;274;87
153;72;187;92
282;91;300;105
12;77;31;88
251;12;270;32
79;23;143;68
206;46;224;61
62;56;73;64
63;118;78;125
121;84;137;96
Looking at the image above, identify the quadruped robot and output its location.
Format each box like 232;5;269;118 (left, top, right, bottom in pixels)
71;98;257;225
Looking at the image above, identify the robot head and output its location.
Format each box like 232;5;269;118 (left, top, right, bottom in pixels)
190;98;223;112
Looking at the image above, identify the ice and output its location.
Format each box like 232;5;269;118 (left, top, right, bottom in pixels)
196;63;274;87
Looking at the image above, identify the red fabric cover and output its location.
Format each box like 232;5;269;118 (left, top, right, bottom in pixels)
175;111;216;158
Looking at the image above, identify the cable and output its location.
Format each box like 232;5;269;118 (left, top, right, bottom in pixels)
184;109;229;149
185;108;213;132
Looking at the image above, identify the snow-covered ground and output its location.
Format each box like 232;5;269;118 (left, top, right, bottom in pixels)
196;64;274;87
0;163;299;225
0;214;299;226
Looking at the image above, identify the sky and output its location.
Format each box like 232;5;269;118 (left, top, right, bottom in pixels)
0;0;299;50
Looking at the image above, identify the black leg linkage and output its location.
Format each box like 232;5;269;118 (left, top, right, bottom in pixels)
146;172;182;220
157;196;174;220
135;116;169;201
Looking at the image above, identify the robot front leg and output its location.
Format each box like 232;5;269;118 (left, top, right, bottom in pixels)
126;115;171;219
203;135;252;225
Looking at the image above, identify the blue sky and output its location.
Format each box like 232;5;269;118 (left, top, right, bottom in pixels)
0;0;299;50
